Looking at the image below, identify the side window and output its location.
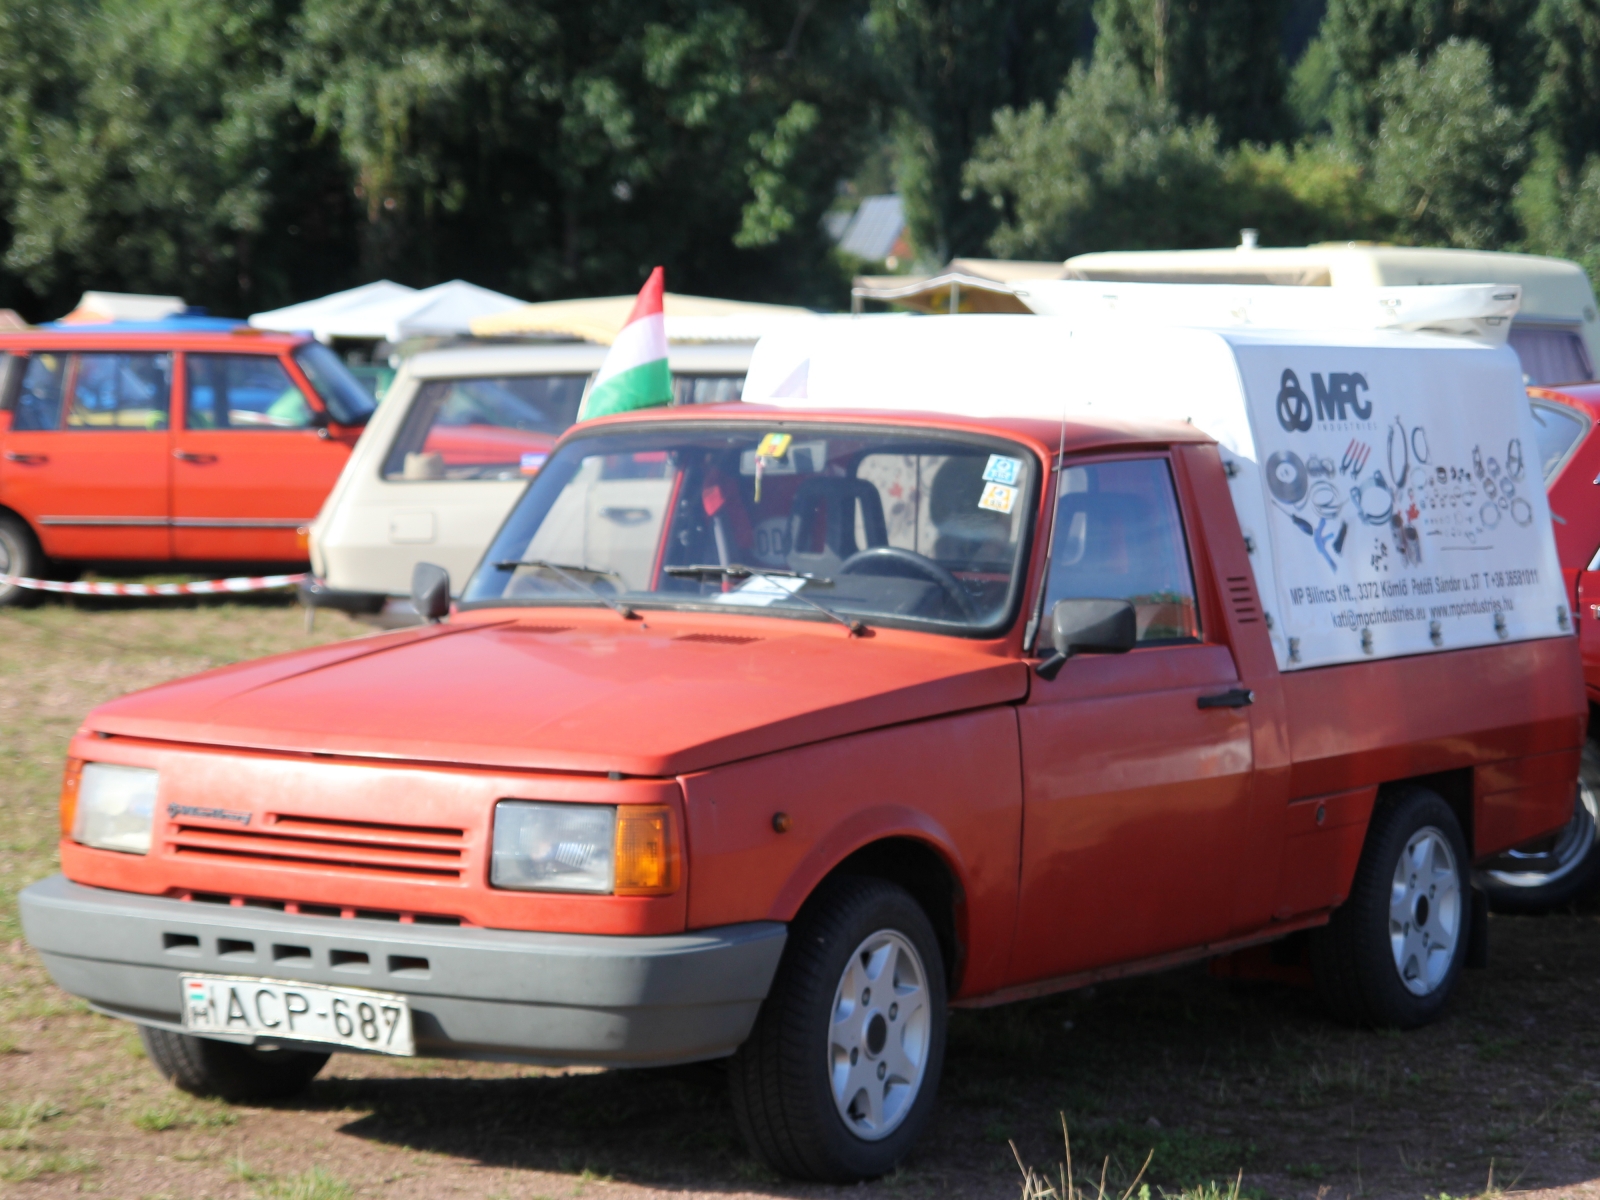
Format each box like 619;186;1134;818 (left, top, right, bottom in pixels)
65;353;171;430
13;354;67;432
186;355;314;430
382;375;589;481
1529;400;1591;482
672;374;745;405
1044;457;1201;644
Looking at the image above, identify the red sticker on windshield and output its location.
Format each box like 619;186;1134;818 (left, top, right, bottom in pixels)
702;484;725;516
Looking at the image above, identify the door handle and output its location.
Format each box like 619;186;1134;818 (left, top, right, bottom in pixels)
3;451;48;464
1197;687;1254;710
172;450;218;464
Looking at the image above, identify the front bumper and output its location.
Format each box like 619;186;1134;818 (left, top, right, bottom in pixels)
21;875;786;1068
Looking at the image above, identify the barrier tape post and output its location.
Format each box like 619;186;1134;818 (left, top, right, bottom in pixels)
0;572;308;597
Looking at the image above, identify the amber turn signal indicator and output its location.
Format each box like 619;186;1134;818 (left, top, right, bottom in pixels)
59;758;84;837
613;806;679;895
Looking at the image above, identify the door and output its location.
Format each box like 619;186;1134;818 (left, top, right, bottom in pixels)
1580;565;1600;699
0;350;172;560
1011;455;1255;985
171;352;348;561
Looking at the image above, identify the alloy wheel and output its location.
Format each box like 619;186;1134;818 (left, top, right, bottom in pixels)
827;929;931;1141
1388;825;1461;996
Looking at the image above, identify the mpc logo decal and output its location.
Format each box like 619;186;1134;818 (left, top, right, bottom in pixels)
1276;369;1373;432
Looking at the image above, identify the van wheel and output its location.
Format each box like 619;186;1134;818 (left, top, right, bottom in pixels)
1310;786;1470;1028
1480;739;1600;913
728;876;947;1182
0;513;42;607
139;1026;329;1102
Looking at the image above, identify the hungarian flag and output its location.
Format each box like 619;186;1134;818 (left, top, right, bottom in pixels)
578;266;672;420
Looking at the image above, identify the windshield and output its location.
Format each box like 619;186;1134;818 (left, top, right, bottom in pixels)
464;424;1039;633
293;343;378;425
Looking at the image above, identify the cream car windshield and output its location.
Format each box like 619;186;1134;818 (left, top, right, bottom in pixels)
463;425;1038;633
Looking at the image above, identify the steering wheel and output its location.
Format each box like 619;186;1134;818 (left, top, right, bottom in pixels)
838;546;976;619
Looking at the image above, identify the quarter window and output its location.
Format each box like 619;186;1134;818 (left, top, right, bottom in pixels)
64;353;171;430
1044;458;1200;644
1528;400;1590;482
186;355;315;430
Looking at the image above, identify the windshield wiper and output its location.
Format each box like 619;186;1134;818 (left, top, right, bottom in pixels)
492;560;638;620
664;564;864;636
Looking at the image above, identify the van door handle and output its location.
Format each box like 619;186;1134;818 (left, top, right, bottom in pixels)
1198;687;1254;709
3;451;47;464
172;450;217;464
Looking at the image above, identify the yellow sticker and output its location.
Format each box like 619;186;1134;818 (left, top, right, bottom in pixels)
756;432;793;459
978;482;1017;514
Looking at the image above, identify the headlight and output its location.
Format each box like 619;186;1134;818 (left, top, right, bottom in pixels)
71;763;158;855
491;801;678;895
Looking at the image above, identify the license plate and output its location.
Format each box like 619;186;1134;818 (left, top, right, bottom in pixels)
180;974;414;1056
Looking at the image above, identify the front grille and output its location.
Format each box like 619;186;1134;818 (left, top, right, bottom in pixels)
168;813;467;881
173;890;462;925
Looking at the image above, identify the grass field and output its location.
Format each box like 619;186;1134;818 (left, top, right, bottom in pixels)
6;597;1600;1200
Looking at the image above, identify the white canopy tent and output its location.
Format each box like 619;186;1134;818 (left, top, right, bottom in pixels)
249;281;417;341
250;280;525;343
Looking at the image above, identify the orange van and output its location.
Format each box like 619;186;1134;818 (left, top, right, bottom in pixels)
0;319;376;602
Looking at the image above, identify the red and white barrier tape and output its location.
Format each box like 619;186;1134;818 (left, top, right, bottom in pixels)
0;572;307;597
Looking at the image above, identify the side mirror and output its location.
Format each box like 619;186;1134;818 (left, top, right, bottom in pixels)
307;408;332;439
1036;598;1136;680
411;562;452;624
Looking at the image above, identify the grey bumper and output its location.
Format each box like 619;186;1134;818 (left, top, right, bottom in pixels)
20;875;786;1068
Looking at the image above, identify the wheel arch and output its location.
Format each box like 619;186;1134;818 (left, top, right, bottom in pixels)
1379;767;1474;852
803;835;967;994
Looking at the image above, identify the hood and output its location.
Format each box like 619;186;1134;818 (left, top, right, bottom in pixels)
88;614;1029;776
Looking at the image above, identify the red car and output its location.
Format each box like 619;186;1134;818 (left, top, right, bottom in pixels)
0;318;376;602
1477;383;1600;909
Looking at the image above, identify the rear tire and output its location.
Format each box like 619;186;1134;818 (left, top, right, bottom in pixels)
1480;739;1600;913
140;1026;329;1102
1310;786;1471;1028
0;513;42;607
728;876;947;1182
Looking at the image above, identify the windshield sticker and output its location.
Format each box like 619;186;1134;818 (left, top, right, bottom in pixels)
713;574;808;607
978;482;1018;514
520;452;548;476
756;432;793;460
982;454;1023;486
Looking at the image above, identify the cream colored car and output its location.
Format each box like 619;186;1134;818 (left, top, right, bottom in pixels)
301;341;751;620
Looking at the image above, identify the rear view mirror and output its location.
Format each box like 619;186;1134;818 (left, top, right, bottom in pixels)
411;562;452;624
1036;598;1136;680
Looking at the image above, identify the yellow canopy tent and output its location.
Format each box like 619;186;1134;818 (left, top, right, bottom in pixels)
470;292;814;345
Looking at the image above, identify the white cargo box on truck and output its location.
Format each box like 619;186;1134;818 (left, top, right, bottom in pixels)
742;291;1569;672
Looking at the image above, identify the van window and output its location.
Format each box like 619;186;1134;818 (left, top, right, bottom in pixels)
1529;400;1591;482
65;353;171;430
1509;327;1595;386
12;354;66;431
1044;457;1200;643
383;375;589;481
186;355;314;429
673;374;745;405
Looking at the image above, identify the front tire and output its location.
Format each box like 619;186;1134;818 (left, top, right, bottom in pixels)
140;1026;329;1102
1310;786;1471;1028
1480;739;1600;913
728;876;947;1182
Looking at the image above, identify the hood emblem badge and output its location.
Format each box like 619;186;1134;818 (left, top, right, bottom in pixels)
167;803;252;827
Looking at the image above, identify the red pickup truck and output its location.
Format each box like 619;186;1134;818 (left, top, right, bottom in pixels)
20;316;1586;1181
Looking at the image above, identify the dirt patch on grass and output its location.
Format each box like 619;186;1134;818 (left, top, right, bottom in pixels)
5;599;1600;1199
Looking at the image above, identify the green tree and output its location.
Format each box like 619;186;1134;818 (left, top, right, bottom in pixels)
1092;0;1294;144
1526;0;1600;176
286;0;878;306
1368;38;1527;248
1318;0;1540;139
866;0;1089;263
